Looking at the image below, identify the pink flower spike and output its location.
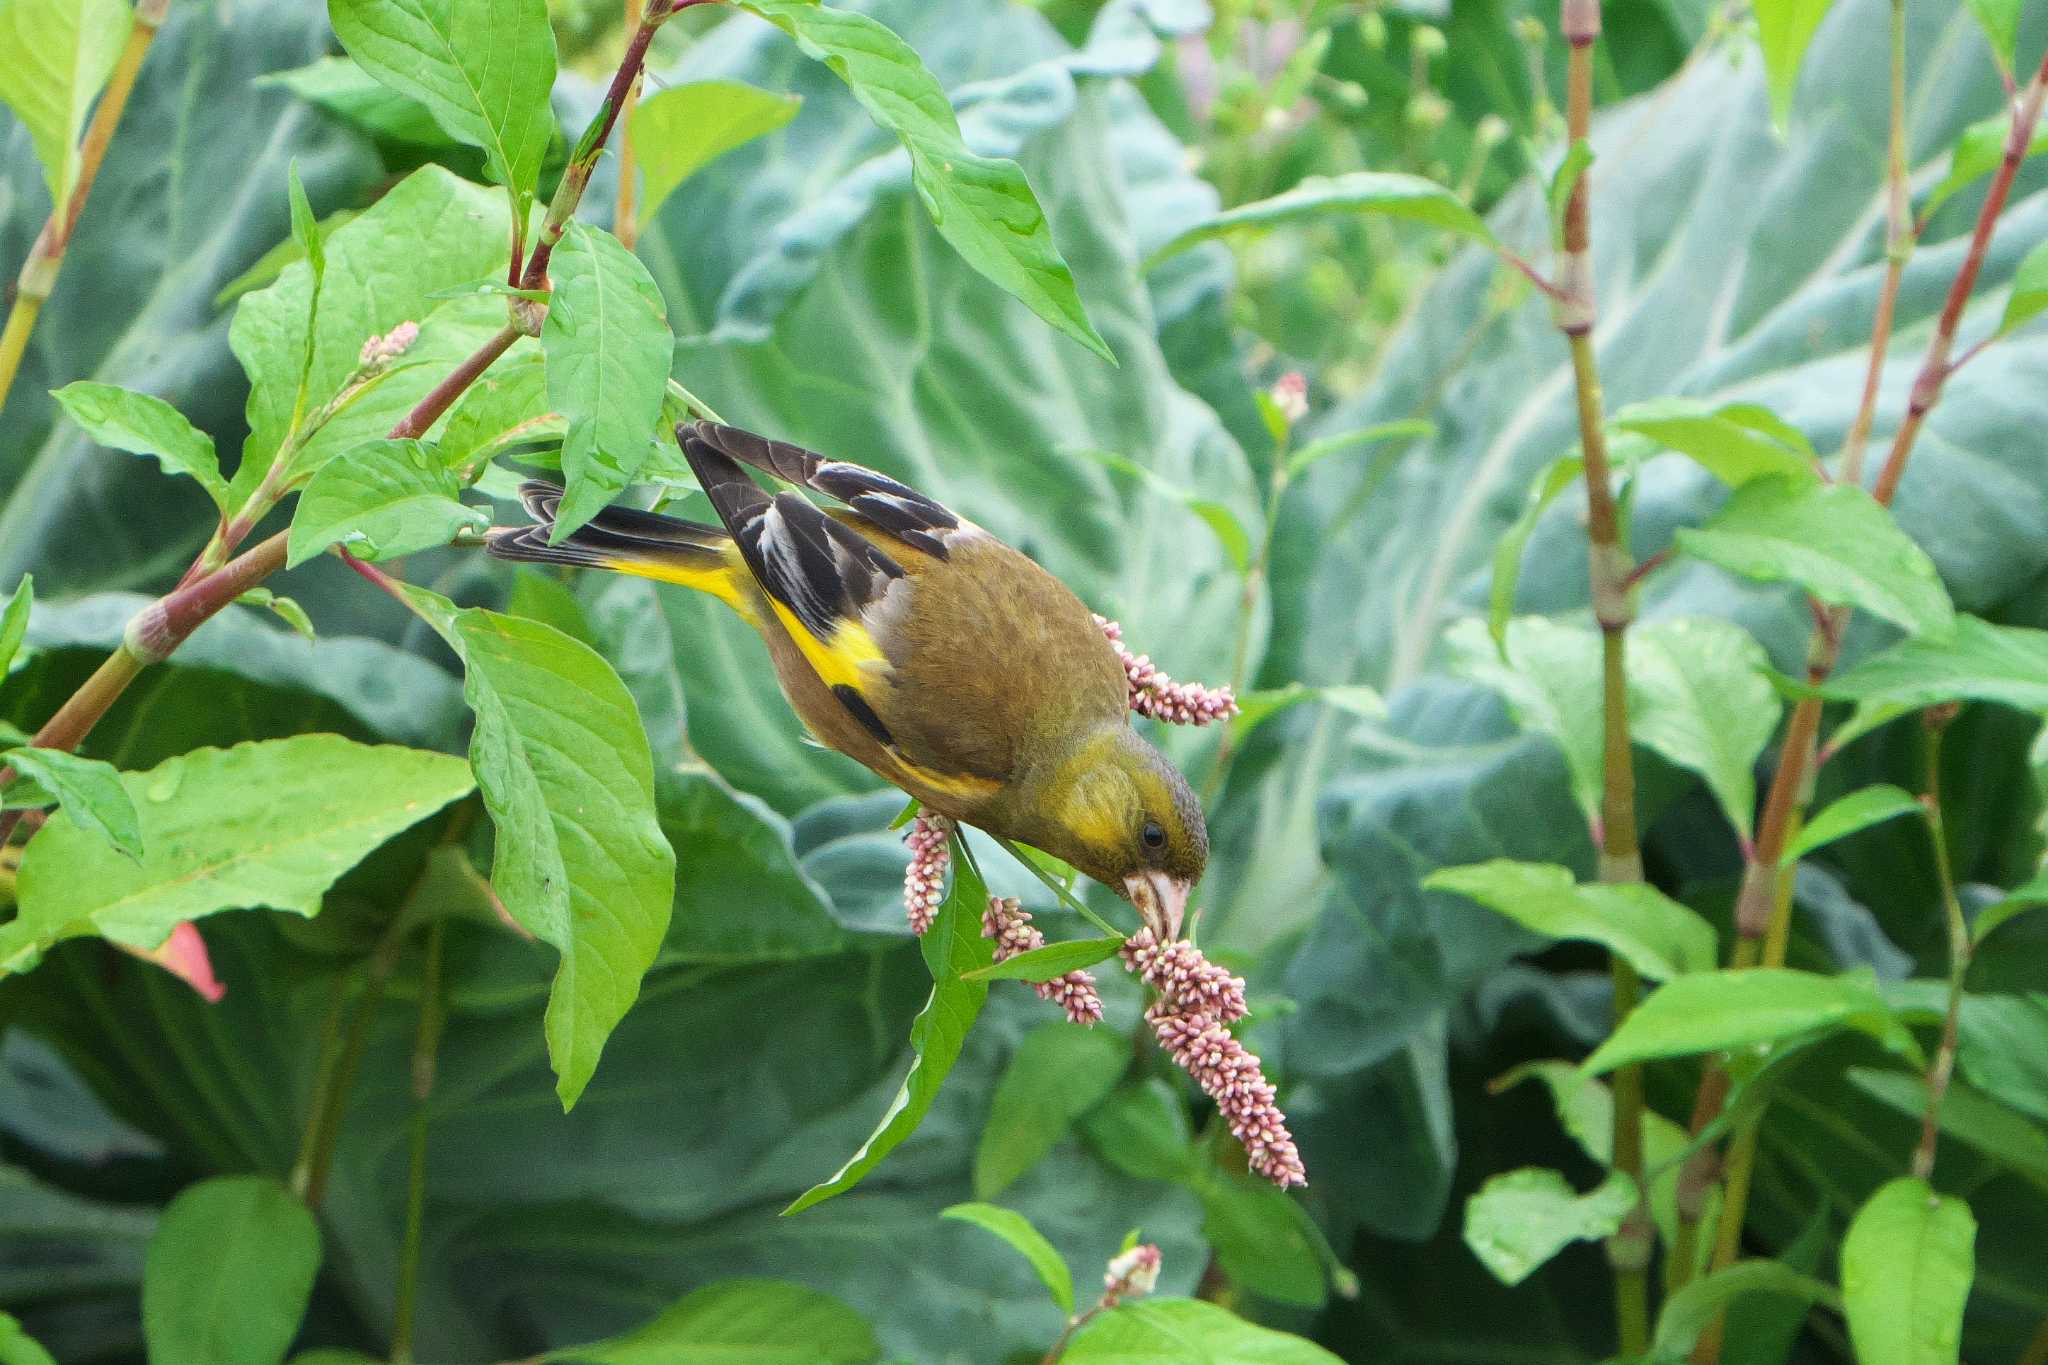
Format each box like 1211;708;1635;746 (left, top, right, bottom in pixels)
1102;1243;1162;1306
903;810;954;936
981;896;1105;1026
358;320;420;368
1093;615;1239;726
1120;930;1306;1189
117;922;225;1002
1269;371;1309;425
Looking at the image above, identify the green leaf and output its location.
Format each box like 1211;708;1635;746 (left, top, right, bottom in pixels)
50;383;231;513
1197;1175;1327;1308
1753;0;1836;130
1581;968;1920;1075
1955;993;2048;1125
1840;1177;1976;1365
234;588;317;640
1974;871;2048;946
1674;478;1954;637
1463;1168;1637;1287
142;1176;321;1365
1999;239;2048;336
1082;1078;1197;1184
1061;1298;1343;1363
1078;449;1252;572
1924;113;2048;220
1849;1069;2048;1190
962;936;1122;982
0;576;30;677
543;222;675;538
0;0;130;217
1627;616;1781;840
0;1313;58;1365
1822;615;2048;713
285;437;487;567
1611;397;1817;488
259;55;454;148
438;350;559;481
327;0;557;202
736;0;1111;362
1145;171;1496;269
1651;1262;1839;1357
787;843;992;1212
1780;784;1923;865
1228;682;1385;744
1;747;140;858
1547;140;1593;247
398;586;675;1108
1425;861;1716;981
1488;455;1584;649
941;1202;1075;1315
1447;616;1602;828
630;81;802;230
1282;420;1434;480
1;736;474;976
547;1278;879;1364
974;1022;1127;1198
1963;0;2020;68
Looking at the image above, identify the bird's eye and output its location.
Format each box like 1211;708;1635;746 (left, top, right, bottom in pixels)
1141;820;1166;851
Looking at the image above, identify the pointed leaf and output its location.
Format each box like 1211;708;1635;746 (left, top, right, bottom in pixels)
1425;860;1716;981
1780;784;1923;865
1062;1299;1343;1364
51;383;231;513
1611;397;1817;488
1283;420;1434;479
1463;1168;1637;1287
1675;477;1953;637
1197;1175;1328;1308
1974;871;2048;946
941;1202;1074;1315
1652;1262;1839;1357
1999;238;2048;336
285;437;488;566
1;747;140;858
142;1176;320;1365
1628;616;1781;839
0;0;130;216
1147;171;1496;269
974;1023;1127;1198
0;1313;58;1365
786;843;993;1212
259;55;453;148
1547;141;1593;247
1754;0;1836;130
629;81;802;229
398;585;675;1108
1848;1069;2048;1190
1963;0;2020;68
737;0;1111;362
546;1279;878;1365
1924;113;2048;220
1447;616;1602;827
962;935;1123;982
543;223;674;538
327;0;557;201
1582;968;1920;1075
1489;454;1584;649
1841;1177;1976;1365
1;736;474;976
1822;615;2048;713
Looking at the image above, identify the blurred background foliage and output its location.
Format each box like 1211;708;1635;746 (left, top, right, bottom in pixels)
3;0;2045;1361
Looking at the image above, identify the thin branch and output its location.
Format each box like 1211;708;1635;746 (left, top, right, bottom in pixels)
615;0;646;251
391;919;446;1364
1912;709;1969;1181
0;0;168;410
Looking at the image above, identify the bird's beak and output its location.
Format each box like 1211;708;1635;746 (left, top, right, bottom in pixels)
1123;871;1191;940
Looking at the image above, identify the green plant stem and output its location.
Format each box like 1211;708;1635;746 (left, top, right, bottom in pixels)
0;0;167;414
1551;0;1651;1347
1912;711;1969;1182
292;920;407;1210
1838;0;1912;489
1204;452;1289;796
391;919;446;1365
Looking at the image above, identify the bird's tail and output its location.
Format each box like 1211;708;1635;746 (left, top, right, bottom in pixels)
486;481;750;609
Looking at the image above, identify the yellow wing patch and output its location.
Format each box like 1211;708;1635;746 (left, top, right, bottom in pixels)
767;600;887;692
604;549;754;617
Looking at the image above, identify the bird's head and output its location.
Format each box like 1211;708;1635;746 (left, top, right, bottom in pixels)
1031;725;1208;938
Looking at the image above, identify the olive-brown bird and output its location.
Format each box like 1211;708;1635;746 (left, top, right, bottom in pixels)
487;420;1207;934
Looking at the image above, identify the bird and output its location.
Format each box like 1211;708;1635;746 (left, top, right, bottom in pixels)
487;420;1208;937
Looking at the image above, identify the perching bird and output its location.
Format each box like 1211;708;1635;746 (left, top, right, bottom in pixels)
488;420;1207;935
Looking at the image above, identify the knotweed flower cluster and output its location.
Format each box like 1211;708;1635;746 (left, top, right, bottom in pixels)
1101;1243;1162;1306
983;896;1105;1026
1094;616;1238;726
1121;929;1306;1188
1268;370;1309;425
902;809;953;936
357;320;419;368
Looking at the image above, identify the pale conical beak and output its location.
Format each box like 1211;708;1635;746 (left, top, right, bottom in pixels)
1123;871;1191;940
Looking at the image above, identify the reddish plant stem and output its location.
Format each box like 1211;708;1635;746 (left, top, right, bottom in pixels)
1872;47;2048;506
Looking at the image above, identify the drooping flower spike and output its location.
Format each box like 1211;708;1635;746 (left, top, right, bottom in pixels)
1095;616;1238;726
1122;929;1306;1189
902;809;953;936
982;895;1105;1026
